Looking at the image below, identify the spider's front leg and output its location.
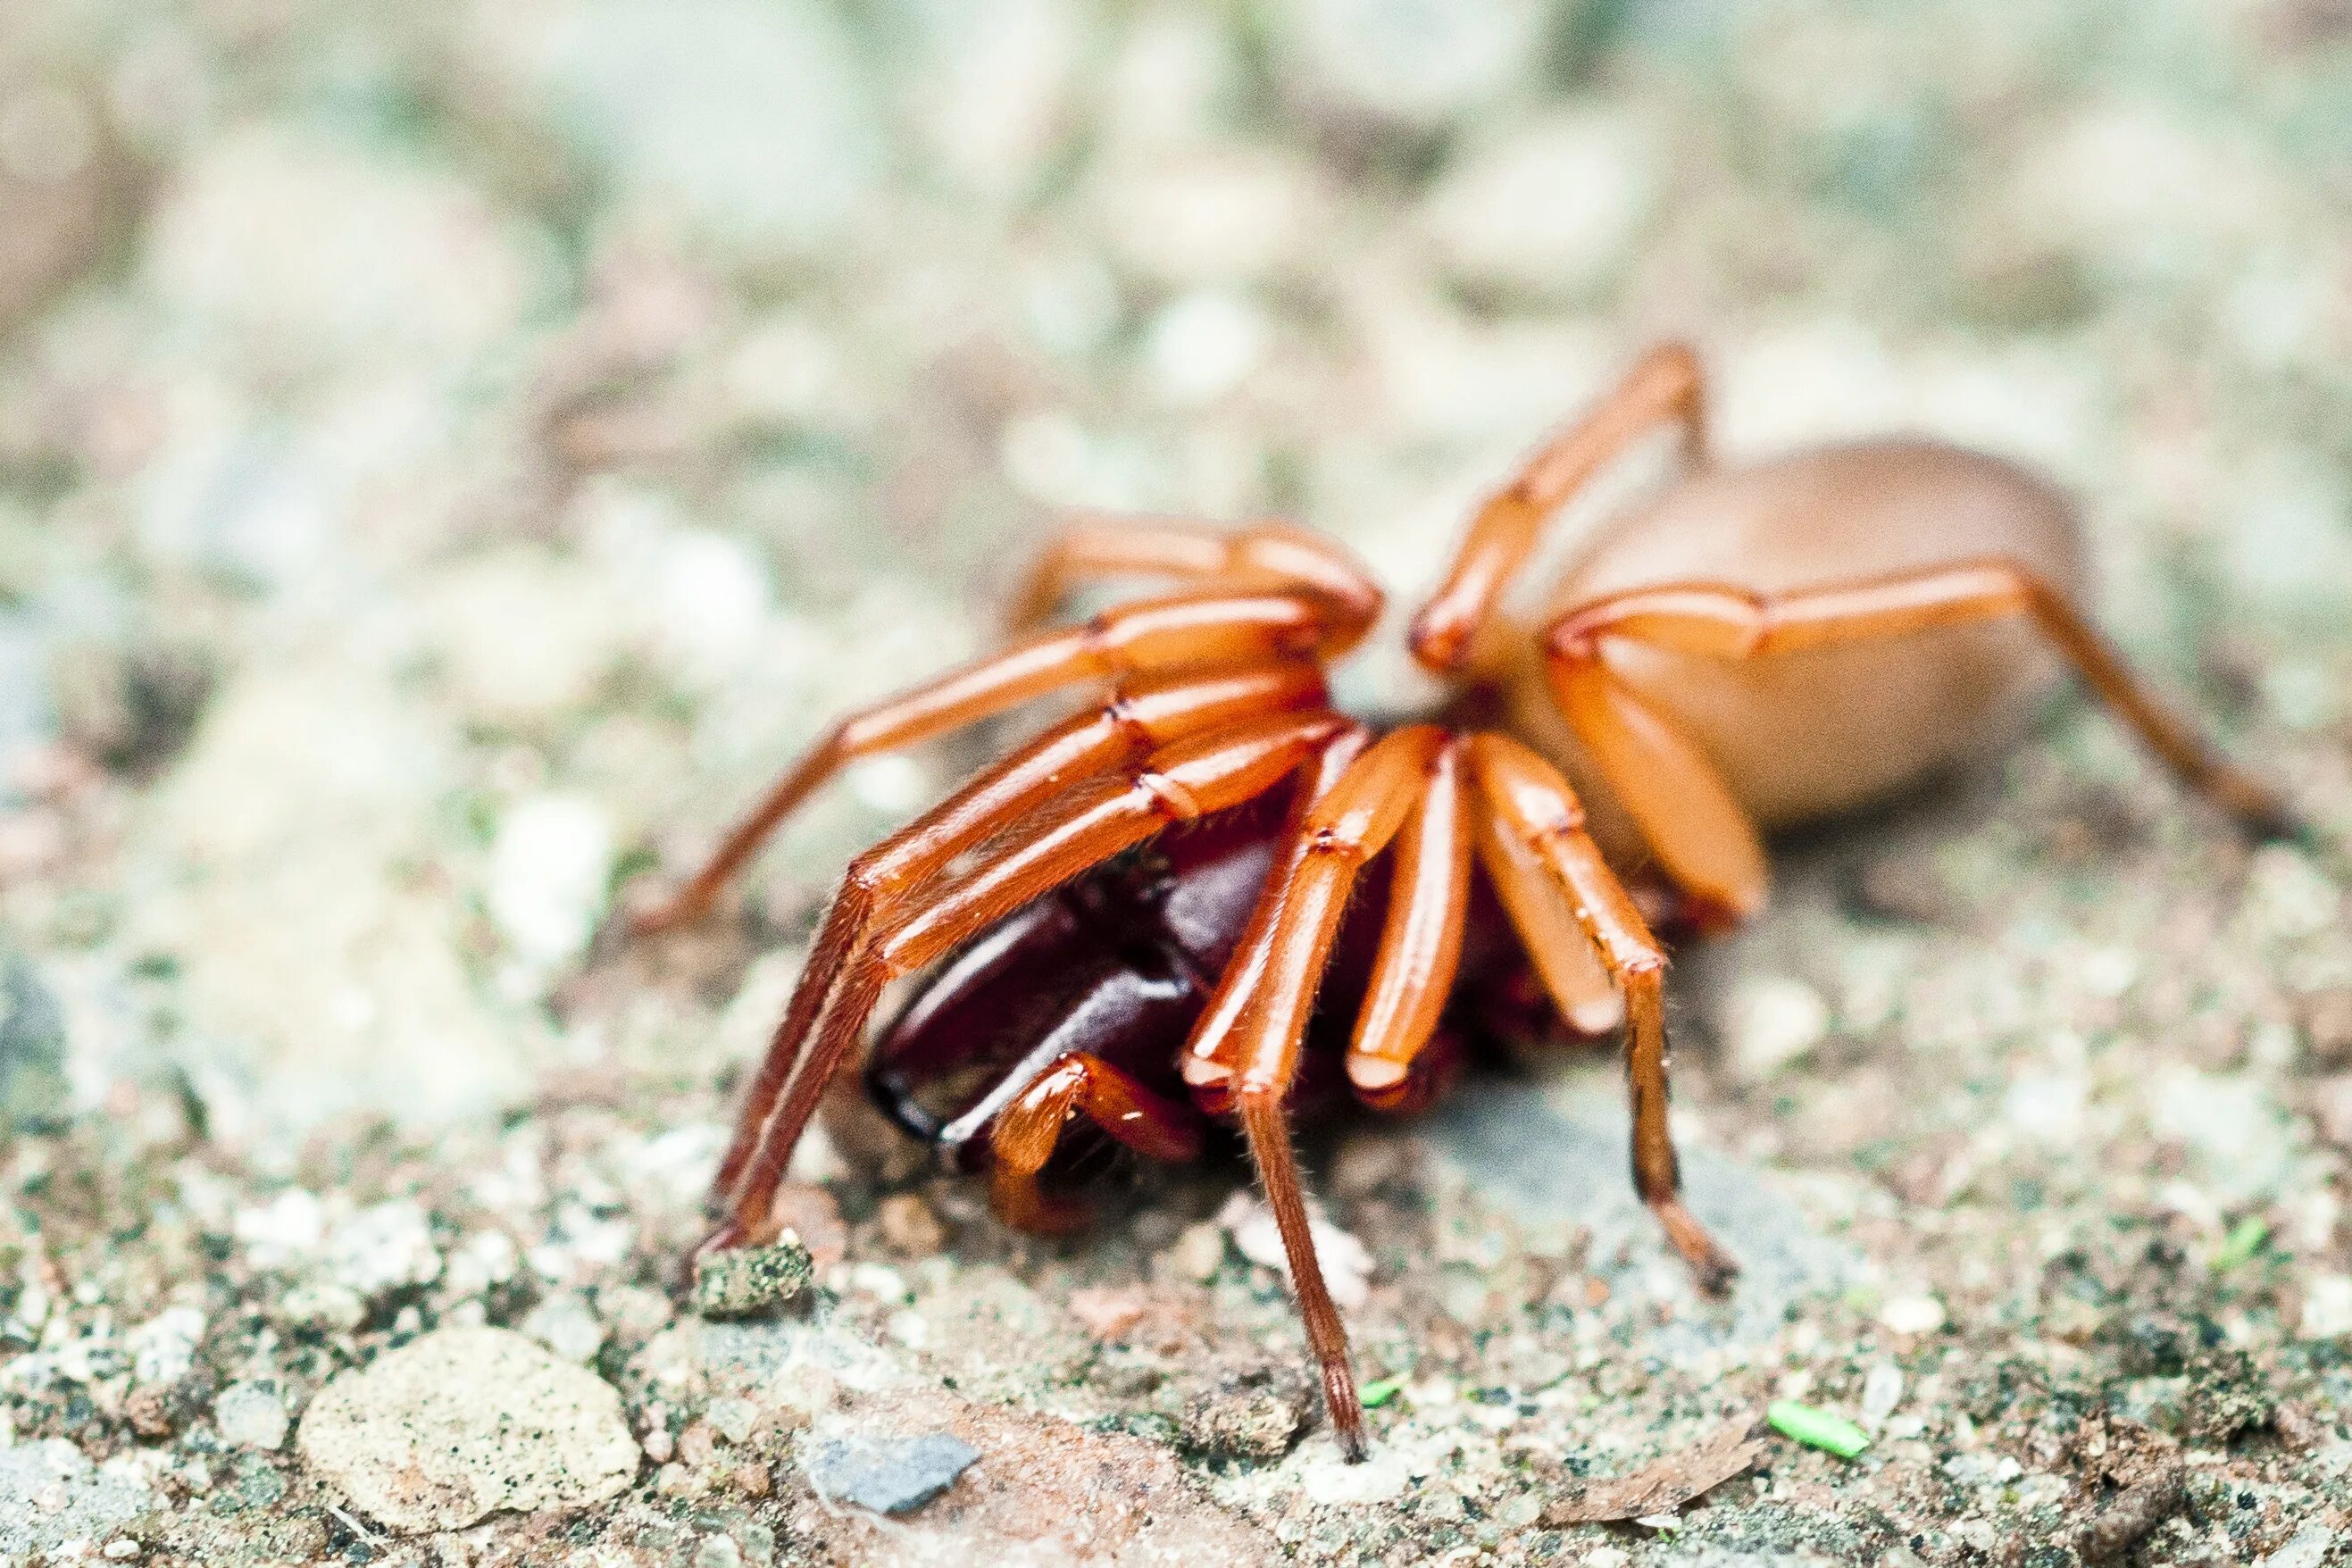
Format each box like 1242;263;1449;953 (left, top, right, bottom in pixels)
701;662;1328;1206
631;581;1375;936
1183;724;1464;1461
708;710;1352;1257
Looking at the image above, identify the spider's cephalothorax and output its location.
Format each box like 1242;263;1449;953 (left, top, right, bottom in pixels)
631;343;2292;1459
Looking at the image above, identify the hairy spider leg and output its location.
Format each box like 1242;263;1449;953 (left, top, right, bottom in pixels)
1466;732;1739;1297
1543;559;2298;919
1411;341;1708;674
1008;517;1383;636
986;1052;1206;1233
1467;794;1626;1036
1180;724;1454;1462
703;663;1330;1204
631;586;1374;935
1178;730;1371;1111
705;711;1351;1255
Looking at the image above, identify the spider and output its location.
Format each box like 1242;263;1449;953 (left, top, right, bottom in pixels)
630;342;2290;1460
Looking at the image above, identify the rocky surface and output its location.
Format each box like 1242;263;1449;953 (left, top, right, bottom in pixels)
296;1327;640;1533
1;0;2349;1564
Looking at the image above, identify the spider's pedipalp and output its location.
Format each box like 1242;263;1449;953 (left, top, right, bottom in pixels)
1468;796;1625;1036
985;1051;1205;1233
1346;737;1473;1105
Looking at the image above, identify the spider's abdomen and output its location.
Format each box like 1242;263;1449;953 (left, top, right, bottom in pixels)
1530;438;2089;830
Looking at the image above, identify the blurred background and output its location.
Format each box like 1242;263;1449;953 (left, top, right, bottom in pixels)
2;2;2351;1559
4;0;2347;1130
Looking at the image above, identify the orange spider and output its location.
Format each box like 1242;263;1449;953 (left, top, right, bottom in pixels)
632;343;2289;1458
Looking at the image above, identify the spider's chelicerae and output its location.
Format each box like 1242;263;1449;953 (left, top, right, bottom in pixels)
633;342;2290;1459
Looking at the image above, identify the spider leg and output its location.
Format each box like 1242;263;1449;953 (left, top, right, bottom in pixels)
1008;517;1382;636
631;584;1373;934
1545;562;2298;889
1410;341;1707;674
1539;642;1771;927
985;1052;1205;1235
1468;800;1627;1036
1179;728;1372;1109
1182;724;1454;1462
1465;731;1739;1297
704;662;1330;1204
706;710;1350;1255
1345;738;1475;1108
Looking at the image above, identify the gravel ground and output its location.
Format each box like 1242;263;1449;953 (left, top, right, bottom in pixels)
4;2;2352;1564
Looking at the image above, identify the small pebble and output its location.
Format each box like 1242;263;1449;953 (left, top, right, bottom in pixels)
802;1431;979;1514
277;1280;366;1332
1180;1374;1311;1463
127;1307;206;1388
1219;1192;1371;1310
325;1200;442;1300
521;1291;606;1363
692;1238;813;1319
213;1380;288;1451
1880;1295;1947;1335
2298;988;2352;1067
705;1397;759;1445
1723;975;1831;1083
2311;1077;2352;1149
2299;1274;2352;1339
296;1327;638;1533
677;1420;720;1469
1165;1222;1227;1282
1859;1364;1905;1424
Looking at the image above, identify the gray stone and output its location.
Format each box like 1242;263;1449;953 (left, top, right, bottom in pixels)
692;1239;813;1319
801;1431;979;1515
0;1439;155;1555
0;952;69;1132
1425;1075;1856;1357
296;1326;638;1533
